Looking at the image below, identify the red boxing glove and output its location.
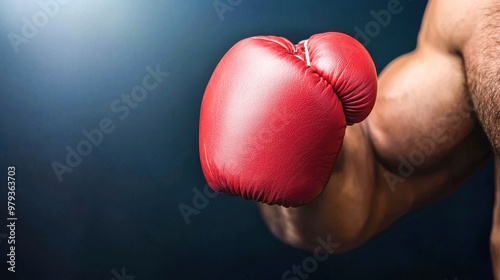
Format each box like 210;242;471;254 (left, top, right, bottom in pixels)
199;32;377;207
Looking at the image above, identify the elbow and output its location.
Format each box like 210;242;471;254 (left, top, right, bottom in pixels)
491;231;500;255
259;201;373;254
265;217;369;254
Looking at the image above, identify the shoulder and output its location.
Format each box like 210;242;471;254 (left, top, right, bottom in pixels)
418;0;498;53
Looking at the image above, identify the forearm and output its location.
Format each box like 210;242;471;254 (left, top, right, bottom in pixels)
258;198;385;254
257;123;422;254
258;201;364;254
257;124;378;253
258;161;415;254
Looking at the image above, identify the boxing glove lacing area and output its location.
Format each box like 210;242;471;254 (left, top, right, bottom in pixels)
304;39;311;67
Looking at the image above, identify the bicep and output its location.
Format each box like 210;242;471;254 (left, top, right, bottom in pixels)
366;44;475;168
366;0;494;168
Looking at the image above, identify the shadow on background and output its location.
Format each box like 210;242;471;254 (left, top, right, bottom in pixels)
0;0;494;279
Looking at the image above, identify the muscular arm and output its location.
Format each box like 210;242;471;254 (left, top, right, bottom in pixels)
261;0;494;255
259;0;491;253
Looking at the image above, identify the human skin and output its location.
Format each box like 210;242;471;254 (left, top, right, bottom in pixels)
259;0;500;276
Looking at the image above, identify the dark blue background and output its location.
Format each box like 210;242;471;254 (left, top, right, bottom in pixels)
0;0;495;279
